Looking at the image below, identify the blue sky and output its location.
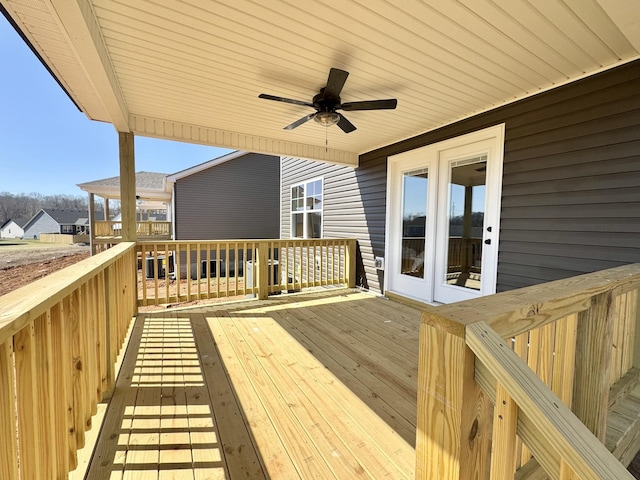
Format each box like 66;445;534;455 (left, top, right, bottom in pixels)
0;17;232;197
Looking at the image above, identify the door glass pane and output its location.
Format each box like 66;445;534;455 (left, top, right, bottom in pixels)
401;169;428;278
446;157;486;290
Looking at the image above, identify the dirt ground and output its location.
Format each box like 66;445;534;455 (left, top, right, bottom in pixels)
0;240;90;296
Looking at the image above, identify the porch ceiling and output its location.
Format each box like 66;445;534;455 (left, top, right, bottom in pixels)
2;0;638;166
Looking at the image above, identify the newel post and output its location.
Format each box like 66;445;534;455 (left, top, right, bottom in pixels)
257;242;269;300
345;239;356;288
572;291;615;441
415;312;490;479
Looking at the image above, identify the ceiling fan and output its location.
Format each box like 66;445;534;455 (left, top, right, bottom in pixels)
258;68;397;133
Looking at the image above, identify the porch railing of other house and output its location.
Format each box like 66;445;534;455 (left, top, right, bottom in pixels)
136;238;357;306
94;220;172;237
416;263;640;479
0;242;137;480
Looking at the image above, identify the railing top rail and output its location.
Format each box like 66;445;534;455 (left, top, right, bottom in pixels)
135;238;357;246
0;242;135;344
467;321;634;479
424;263;640;338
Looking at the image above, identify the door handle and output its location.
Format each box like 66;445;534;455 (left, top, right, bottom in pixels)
484;239;491;245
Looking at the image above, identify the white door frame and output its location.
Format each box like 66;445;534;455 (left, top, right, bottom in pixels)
384;124;505;304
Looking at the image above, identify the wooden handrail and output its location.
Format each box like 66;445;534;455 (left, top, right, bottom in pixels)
467;321;632;479
0;242;137;479
416;264;640;479
0;242;135;344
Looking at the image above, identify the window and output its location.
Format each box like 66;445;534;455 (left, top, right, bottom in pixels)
291;178;323;238
61;225;75;234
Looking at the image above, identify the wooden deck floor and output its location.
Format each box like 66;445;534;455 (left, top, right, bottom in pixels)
85;289;421;479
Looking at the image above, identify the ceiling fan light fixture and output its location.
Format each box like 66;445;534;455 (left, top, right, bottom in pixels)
314;112;340;127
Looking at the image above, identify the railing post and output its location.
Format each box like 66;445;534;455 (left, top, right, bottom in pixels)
257;242;269;300
573;292;615;441
415;312;490;479
345;239;356;288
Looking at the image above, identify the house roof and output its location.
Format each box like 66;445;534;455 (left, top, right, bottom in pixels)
77;171;171;202
41;208;95;225
2;1;639;166
1;217;28;229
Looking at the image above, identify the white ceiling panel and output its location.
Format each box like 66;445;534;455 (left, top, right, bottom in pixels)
2;0;638;165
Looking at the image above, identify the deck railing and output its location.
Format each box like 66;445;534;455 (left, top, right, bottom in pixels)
136;238;357;306
94;220;172;238
416;264;640;479
0;242;137;480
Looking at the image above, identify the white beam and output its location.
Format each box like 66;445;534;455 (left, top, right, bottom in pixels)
49;0;129;131
129;114;360;167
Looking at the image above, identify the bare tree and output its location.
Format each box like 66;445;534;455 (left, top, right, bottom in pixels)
0;192;101;225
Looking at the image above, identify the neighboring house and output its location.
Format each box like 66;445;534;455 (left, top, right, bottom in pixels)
167;151;280;240
22;208;103;239
281;60;640;304
0;218;28;239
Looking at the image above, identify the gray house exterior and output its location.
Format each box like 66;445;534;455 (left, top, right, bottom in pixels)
169;151;280;240
23;208;103;239
281;59;640;298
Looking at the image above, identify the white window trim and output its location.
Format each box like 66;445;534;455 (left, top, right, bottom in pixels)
291;176;324;239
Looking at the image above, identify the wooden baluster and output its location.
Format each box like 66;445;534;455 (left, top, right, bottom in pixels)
15;321;42;480
573;292;615;441
0;340;19;480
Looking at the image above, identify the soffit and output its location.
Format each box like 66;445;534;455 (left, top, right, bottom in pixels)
3;0;639;166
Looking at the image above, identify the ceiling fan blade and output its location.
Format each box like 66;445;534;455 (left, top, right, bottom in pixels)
325;68;349;98
341;99;398;111
337;113;356;133
284;113;316;130
259;93;314;108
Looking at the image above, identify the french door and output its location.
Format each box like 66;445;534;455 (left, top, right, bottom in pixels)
385;125;504;304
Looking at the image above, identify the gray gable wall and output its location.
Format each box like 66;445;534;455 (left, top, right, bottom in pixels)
23;211;59;239
174;153;280;240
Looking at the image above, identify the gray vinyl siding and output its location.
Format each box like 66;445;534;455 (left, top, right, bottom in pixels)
281;156;387;292
280;60;640;294
360;59;640;292
174;153;280;240
23;212;59;239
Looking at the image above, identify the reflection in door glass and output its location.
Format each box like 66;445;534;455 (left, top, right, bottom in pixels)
446;157;486;290
401;169;428;278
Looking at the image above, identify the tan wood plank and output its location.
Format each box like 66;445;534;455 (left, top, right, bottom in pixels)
14;321;42;480
415;317;491;480
234;311;415;478
205;313;302;479
191;312;267;480
85;315;147;480
214;313;336;479
274;300;417;436
0;340;19;480
490;382;519;480
552;314;577;409
467;321;634;479
573;292;615;441
34;311;58;478
296;300;417;398
124;317;162;480
226;314;374;479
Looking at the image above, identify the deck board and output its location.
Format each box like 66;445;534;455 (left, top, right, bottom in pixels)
85;289;421;479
